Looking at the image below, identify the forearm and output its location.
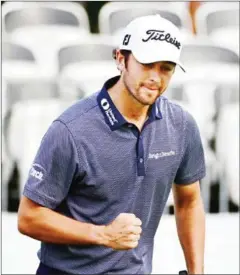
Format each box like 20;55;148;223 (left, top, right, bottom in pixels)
174;198;205;274
18;206;105;246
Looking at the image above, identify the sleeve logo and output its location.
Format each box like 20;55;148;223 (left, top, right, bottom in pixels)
29;163;46;181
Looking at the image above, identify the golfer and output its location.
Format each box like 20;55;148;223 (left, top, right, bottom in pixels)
18;15;206;275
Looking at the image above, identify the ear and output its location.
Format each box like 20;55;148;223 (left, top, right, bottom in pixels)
115;49;125;72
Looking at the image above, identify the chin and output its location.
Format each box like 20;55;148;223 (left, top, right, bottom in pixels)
143;93;160;104
139;90;160;104
138;97;158;106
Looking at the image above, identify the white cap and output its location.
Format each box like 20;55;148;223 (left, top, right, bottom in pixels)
118;14;185;72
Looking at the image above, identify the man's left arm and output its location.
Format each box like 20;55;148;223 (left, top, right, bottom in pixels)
173;181;205;274
173;110;207;274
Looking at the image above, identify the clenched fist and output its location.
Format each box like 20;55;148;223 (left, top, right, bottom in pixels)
102;213;142;250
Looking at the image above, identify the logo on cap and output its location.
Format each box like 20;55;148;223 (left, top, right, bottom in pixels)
142;29;181;49
123;34;131;46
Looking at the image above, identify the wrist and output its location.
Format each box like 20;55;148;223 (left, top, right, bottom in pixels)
188;267;204;274
91;225;109;247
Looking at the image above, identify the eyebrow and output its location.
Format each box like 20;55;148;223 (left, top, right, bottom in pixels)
161;61;176;66
142;61;176;68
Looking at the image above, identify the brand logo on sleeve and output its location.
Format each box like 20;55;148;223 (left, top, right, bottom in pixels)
101;98;118;126
29;163;46;181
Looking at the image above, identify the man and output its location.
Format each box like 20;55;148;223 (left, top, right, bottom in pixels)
18;15;206;275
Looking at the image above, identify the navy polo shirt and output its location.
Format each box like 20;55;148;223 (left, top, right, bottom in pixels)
23;76;206;274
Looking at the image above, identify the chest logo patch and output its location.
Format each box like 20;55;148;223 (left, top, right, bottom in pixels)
148;150;176;159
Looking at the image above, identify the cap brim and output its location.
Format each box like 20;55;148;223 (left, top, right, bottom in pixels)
131;49;186;73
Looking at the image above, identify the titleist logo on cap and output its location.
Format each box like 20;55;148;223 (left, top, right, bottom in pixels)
142;29;181;49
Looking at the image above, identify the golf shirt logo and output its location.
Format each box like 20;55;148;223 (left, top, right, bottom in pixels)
148;150;176;159
101;98;118;126
29;163;46;182
101;98;110;110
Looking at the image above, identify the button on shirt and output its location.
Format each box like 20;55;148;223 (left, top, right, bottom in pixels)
23;76;206;274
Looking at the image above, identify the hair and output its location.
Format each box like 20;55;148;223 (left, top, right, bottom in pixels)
112;49;131;68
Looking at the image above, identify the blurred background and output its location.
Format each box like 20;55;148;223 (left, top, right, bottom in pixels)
1;1;239;274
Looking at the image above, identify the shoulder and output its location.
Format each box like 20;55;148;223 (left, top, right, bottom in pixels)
158;96;194;128
56;92;100;126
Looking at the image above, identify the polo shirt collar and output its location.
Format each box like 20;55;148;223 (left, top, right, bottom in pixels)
149;98;162;121
97;76;162;131
97;76;127;131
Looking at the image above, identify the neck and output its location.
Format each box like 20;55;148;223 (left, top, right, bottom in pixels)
108;78;150;123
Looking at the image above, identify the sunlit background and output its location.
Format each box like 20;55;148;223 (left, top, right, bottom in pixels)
1;1;239;274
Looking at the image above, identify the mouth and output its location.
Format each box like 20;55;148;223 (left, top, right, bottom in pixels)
141;83;160;91
142;85;160;92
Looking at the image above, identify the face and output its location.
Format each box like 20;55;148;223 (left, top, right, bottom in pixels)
118;51;176;106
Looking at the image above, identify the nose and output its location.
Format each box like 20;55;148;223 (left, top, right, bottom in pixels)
148;68;162;84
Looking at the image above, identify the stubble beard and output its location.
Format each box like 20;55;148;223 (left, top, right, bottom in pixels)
123;76;161;106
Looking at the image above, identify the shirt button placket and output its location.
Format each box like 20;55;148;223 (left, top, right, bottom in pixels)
137;134;145;176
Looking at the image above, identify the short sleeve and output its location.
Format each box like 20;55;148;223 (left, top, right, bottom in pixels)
23;120;80;209
174;111;206;185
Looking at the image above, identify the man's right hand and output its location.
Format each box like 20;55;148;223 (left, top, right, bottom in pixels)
101;213;142;250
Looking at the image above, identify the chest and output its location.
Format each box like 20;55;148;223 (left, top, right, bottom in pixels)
74;123;182;197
